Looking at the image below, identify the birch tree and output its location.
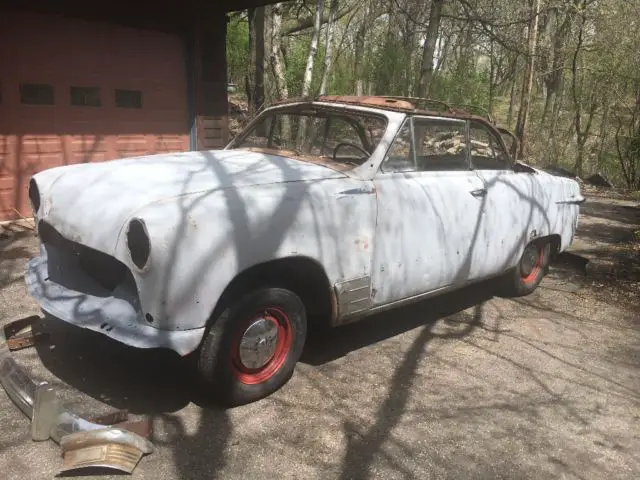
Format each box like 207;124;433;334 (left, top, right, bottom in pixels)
301;0;325;98
319;0;339;95
514;0;541;160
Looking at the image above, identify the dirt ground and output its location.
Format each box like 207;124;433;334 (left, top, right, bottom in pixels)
0;191;638;480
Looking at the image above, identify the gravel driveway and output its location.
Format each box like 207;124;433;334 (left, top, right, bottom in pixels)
0;194;638;480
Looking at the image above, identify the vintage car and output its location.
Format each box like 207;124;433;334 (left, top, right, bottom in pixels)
25;95;584;405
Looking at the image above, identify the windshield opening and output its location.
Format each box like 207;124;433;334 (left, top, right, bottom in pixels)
230;107;388;170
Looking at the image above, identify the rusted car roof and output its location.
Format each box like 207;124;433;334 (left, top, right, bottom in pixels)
272;95;510;130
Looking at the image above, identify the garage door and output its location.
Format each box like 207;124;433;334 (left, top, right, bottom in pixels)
0;11;190;220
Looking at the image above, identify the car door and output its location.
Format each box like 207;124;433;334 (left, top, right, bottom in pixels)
370;116;488;306
468;120;537;278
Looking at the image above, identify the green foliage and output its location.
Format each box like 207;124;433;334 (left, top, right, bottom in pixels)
372;39;410;95
284;37;310;97
235;0;640;189
430;69;491;108
226;17;250;86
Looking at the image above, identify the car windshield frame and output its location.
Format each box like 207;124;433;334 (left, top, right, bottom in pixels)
226;104;391;172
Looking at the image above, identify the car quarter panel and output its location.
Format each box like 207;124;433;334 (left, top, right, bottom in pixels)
472;169;581;276
121;176;377;333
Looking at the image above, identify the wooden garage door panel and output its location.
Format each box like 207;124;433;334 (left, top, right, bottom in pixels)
0;11;190;220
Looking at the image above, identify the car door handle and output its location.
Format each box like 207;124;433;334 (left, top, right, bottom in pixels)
470;188;487;198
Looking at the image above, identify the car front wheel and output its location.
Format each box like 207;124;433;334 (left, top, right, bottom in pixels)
198;288;307;406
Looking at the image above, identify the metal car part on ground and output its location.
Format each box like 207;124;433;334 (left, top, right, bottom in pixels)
0;316;153;474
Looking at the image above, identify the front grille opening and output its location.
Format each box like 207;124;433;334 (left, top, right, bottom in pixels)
39;221;128;291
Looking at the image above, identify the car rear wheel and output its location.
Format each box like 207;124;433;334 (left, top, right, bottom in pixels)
198;288;307;406
501;239;551;297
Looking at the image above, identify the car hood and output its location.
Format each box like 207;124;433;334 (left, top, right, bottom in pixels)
34;149;345;253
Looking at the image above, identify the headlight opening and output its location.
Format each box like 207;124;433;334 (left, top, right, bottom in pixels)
127;219;151;270
28;178;41;214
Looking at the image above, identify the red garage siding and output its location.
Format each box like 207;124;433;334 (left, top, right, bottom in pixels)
0;11;190;220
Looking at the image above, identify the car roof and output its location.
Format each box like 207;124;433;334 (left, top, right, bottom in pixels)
271;95;505;128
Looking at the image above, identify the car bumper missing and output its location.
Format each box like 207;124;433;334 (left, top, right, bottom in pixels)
26;243;204;356
0;316;154;474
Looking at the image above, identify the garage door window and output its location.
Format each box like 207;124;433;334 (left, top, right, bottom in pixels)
115;89;142;108
70;86;101;107
20;83;54;105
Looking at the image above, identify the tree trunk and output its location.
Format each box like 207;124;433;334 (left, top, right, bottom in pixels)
548;85;564;163
571;1;588;177
269;3;291;140
297;0;324;149
301;0;324;98
488;38;495;115
596;100;609;171
417;0;444;98
319;0;338;95
515;0;541;160
247;7;265;117
541;9;571;124
507;57;518;128
354;5;367;96
269;3;288;100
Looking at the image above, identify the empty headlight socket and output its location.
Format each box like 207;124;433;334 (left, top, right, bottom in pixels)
126;219;151;270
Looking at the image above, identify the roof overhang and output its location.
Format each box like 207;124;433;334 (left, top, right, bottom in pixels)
228;0;282;11
2;1;285;31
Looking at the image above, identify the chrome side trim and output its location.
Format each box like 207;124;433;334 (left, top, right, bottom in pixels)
556;197;586;205
334;276;372;319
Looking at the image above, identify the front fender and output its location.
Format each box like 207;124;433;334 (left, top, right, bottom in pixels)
125;178;377;331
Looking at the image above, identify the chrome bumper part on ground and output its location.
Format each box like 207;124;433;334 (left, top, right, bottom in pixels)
0;317;154;474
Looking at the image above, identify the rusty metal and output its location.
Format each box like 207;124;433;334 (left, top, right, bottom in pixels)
449;103;496;124
114;419;154;439
318;95;417;111
7;331;48;351
4;314;48;351
0;317;154;475
3;314;41;338
91;409;130;426
378;96;454;113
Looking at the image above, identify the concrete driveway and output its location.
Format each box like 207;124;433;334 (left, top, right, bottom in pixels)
1;195;639;480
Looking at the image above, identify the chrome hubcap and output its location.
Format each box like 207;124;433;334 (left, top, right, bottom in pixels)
238;317;279;369
520;245;539;276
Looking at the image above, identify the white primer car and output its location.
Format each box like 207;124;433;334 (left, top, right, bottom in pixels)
26;96;584;405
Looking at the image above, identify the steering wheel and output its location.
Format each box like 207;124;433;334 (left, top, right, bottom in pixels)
332;142;369;161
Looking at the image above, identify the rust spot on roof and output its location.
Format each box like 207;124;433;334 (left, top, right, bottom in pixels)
317;95;417;111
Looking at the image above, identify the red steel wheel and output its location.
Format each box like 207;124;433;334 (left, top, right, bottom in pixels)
230;307;293;385
198;287;307;406
520;242;545;286
500;239;551;297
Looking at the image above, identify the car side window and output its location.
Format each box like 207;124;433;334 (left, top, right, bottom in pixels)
382;117;469;173
382;120;415;172
413;118;468;171
469;122;511;170
313;117;365;158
